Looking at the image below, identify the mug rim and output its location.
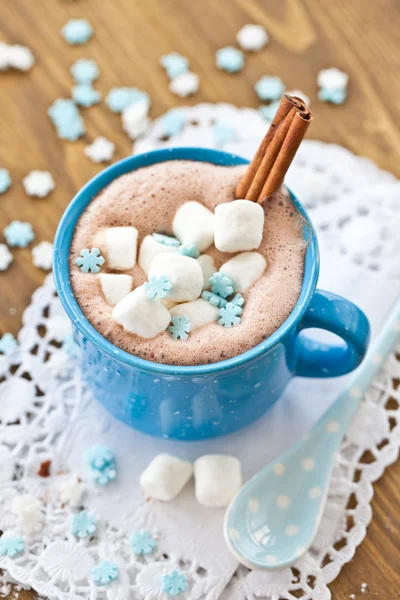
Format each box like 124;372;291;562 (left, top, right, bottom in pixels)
53;147;319;375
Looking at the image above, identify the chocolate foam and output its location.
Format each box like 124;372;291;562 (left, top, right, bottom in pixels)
70;160;306;365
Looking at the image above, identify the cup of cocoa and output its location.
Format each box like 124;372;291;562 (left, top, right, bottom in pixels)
54;96;370;440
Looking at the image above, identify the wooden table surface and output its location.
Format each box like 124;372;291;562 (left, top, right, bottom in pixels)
1;0;400;598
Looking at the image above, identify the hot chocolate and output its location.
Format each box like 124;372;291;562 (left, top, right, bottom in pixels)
70;159;306;365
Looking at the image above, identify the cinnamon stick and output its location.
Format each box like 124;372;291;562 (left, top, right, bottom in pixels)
235;94;312;202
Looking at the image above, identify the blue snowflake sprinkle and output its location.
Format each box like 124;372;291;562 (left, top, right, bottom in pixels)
255;76;285;101
4;221;34;248
71;510;97;538
62;19;93;45
48;99;86;141
209;272;234;298
144;275;172;299
75;248;105;273
106;87;150;113
213;122;236;146
70;58;99;84
92;561;119;586
216;47;244;73
62;333;77;358
92;465;117;486
231;293;244;308
130;530;157;556
160;52;189;79
72;84;101;107
201;290;227;308
161;109;187;136
168;315;191;340
162;571;188;597
0;333;19;355
0;536;25;558
87;444;115;470
318;87;347;105
259;101;280;122
152;233;180;247
0;168;11;194
179;244;199;258
218;302;242;328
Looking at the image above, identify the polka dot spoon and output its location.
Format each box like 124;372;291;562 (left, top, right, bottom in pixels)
224;298;400;570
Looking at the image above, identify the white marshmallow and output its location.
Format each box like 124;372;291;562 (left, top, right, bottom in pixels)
197;254;216;289
149;253;203;302
140;454;193;501
170;299;219;329
214;200;264;253
98;227;138;270
173;201;214;252
194;455;242;508
138;235;178;274
100;273;133;305
112;285;171;338
220;252;266;293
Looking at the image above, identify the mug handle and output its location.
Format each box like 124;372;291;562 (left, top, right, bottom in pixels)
294;289;370;378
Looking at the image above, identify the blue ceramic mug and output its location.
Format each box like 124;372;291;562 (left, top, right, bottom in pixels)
53;148;370;441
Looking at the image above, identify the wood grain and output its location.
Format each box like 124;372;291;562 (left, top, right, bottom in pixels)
1;1;399;598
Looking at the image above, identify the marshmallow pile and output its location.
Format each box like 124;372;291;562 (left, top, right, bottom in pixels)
76;197;267;340
140;453;242;508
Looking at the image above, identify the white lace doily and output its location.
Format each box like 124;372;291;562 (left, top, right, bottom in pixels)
1;104;400;600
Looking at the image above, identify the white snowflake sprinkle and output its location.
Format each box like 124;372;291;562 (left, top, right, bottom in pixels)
169;71;199;97
12;495;43;534
0;243;13;271
59;477;86;507
32;241;53;270
0;42;35;72
236;24;269;51
8;44;35;71
122;101;150;140
317;67;349;91
84;137;115;163
23;170;55;198
286;89;310;106
47;351;71;378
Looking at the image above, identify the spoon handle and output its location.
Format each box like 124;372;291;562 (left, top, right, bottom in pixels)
320;297;400;434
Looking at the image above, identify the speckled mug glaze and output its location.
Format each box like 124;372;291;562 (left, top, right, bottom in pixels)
53;148;370;440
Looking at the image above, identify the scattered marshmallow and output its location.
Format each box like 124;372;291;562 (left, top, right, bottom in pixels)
0;244;13;271
140;454;193;501
97;226;138;270
0;42;35;71
85;137;115;163
236;24;269;51
149;253;203;302
23;170;55;198
317;67;349;91
138;234;179;274
113;285;171;338
122;101;150;140
197;255;216;289
169;72;199;97
170;299;219;329
32;241;53;270
214;200;264;253
59;477;86;507
173;201;214;252
220;252;267;293
194;455;242;508
12;495;43;534
100;273;133;306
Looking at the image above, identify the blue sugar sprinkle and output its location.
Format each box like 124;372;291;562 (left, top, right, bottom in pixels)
0;168;12;194
106;87;150;113
201;290;228;308
62;19;93;45
179;244;200;258
4;220;34;248
255;76;285;101
152;233;180;247
72;84;101;107
216;47;245;73
160;53;189;80
70;59;99;84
